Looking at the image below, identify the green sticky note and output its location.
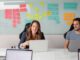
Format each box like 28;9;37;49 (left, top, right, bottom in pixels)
64;3;77;10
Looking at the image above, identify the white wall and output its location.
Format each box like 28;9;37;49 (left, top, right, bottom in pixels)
0;35;65;48
0;35;19;48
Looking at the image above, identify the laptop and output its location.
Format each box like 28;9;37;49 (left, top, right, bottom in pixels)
6;49;33;60
69;40;80;52
29;40;48;52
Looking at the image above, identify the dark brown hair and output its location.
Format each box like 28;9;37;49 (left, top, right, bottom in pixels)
64;18;80;39
26;20;42;40
73;18;80;24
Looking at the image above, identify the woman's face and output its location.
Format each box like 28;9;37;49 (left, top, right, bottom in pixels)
73;21;80;31
31;22;39;35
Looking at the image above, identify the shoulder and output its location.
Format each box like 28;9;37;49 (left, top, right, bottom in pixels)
67;30;74;35
66;30;74;40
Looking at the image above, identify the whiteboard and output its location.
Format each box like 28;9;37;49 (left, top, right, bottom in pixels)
0;0;80;34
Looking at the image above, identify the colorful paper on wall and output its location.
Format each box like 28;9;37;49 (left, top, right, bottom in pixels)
64;3;77;10
34;14;42;20
35;7;39;12
48;3;60;24
40;2;45;6
12;9;20;27
63;12;75;21
42;11;51;16
20;4;27;12
29;3;33;8
5;9;12;19
26;13;33;19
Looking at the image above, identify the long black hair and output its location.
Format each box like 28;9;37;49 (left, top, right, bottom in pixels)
19;23;31;39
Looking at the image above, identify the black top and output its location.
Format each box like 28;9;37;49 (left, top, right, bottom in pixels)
18;32;45;49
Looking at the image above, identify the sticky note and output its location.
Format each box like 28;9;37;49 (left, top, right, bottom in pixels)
40;2;45;6
29;3;33;8
20;4;27;12
5;9;12;19
64;3;77;10
63;12;75;21
35;7;39;12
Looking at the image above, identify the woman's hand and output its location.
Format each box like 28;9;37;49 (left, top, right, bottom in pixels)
20;41;29;49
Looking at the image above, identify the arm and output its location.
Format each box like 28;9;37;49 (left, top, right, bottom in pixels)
64;40;70;49
18;32;30;49
18;32;26;48
64;31;70;49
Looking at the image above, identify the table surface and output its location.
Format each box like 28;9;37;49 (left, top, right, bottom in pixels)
0;48;78;60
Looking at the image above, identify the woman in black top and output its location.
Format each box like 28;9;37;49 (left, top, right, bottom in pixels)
18;20;45;49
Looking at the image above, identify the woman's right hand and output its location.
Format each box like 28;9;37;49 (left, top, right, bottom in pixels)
20;41;29;49
20;43;27;49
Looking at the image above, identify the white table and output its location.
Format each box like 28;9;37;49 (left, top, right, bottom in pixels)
0;48;78;60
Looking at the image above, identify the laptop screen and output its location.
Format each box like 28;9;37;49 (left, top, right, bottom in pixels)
6;49;32;60
29;40;48;51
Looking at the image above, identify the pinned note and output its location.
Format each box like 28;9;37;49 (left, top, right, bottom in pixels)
47;11;52;16
26;13;33;19
29;3;33;8
34;14;42;20
5;9;12;19
40;2;45;6
20;4;27;12
63;12;75;21
64;3;77;10
35;7;39;12
12;9;20;27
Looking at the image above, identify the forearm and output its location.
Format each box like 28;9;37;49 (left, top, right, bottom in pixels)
64;40;69;49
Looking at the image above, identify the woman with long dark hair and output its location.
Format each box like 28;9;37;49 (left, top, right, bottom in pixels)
18;20;45;49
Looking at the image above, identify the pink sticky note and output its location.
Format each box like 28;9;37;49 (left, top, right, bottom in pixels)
20;4;27;12
13;9;20;24
5;9;12;19
12;19;17;27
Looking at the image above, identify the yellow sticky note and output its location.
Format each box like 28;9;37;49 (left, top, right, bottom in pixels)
35;7;39;12
33;14;42;20
64;12;75;21
47;11;52;16
26;13;33;19
42;11;51;17
40;2;44;6
42;12;47;16
29;3;33;8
